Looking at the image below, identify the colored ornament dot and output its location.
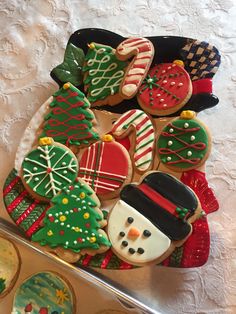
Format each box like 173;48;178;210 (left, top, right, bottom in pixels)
78;238;83;243
160;99;164;102
187;151;192;156
73;208;78;212
162;70;166;73
122;241;128;247
167;157;172;161
178;82;183;87
47;230;53;236
137;248;145;254
83;213;90;219
90;237;96;243
191;135;195;141
62;198;69;205
157;94;161;97
85;230;88;234
49;216;55;222
73;227;80;232
184;123;189;128
74;240;77;244
80;192;86;199
163;80;167;84
163;104;167;107
168;66;171;69
60;223;64;226
67;224;70;228
85;223;90;228
168;141;173;146
169;128;174;133
59;230;65;235
59;215;66;222
119;231;125;237
170;82;175;86
129;248;135;254
46;168;52;174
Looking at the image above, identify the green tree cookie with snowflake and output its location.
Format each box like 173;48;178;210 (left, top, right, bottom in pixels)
32;178;111;260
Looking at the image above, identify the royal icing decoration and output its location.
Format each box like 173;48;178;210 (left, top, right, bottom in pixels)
137;63;192;115
83;42;127;104
78;138;130;197
111;109;155;172
108;200;171;266
116;37;154;98
157;111;209;169
12;272;74;314
32;179;111;252
40;83;100;147
22;138;78;200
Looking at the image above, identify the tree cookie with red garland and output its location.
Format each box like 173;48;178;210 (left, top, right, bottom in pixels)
32;178;111;263
157;110;211;172
137;61;192;116
107;171;202;266
77;135;133;200
21;137;78;202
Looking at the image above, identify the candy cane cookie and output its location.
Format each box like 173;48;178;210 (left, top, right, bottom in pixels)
116;38;154;99
111;109;155;172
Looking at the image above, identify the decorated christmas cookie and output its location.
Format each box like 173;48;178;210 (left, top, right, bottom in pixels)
78;135;132;200
116;37;154;99
0;237;21;298
32;178;111;262
21;137;78;201
40;82;99;148
137;61;192;116
12;272;75;314
111;109;155;172
83;42;128;106
157;110;211;171
107;171;201;266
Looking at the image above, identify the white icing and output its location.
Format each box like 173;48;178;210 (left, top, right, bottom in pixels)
108;200;171;265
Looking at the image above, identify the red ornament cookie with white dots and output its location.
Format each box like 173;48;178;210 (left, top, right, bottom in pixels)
137;61;192;116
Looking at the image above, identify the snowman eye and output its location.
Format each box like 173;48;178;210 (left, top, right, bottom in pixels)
121;240;128;247
127;217;134;224
143;230;151;237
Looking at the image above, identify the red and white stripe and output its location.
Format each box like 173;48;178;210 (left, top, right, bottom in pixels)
116;37;154;98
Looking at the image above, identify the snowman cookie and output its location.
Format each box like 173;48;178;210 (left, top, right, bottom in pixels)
107;171;202;266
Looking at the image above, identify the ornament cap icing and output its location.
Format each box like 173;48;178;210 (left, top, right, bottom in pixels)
180;110;196;120
88;42;95;49
39;137;53;146
63;82;71;90
173;59;184;67
102;134;113;142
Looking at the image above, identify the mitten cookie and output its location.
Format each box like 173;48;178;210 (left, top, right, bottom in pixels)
83;42;128;106
157;110;211;172
137;61;192;116
21;137;78;201
116;37;154;99
78;135;133;200
107;171;202;266
32;178;111;263
39;82;100;149
111;109;155;173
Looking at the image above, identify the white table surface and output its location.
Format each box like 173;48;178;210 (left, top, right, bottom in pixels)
0;1;236;313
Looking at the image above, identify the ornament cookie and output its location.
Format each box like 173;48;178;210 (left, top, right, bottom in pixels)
32;178;111;262
12;272;75;314
78;135;133;200
83;42;128;106
137;62;192;116
40;82;100;148
107;172;202;266
116;37;154;99
157;111;211;171
21;137;78;201
0;237;21;298
111;109;155;173
180;40;221;81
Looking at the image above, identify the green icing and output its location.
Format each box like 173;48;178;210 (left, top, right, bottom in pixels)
0;278;6;294
32;180;111;253
40;84;100;146
22;144;78;200
83;42;127;103
51;43;85;86
158;118;209;169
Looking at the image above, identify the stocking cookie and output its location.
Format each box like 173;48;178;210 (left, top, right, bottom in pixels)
137;62;192;116
32;178;111;262
157;111;211;171
21;137;78;201
107;171;201;266
111;109;155;172
40;82;100;148
83;42;128;106
116;37;154;99
78;135;132;200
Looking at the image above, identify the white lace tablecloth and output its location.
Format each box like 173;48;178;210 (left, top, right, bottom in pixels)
0;1;236;313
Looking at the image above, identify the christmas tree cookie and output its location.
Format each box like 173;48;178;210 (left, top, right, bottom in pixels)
21;137;78;201
40;82;100;148
32;178;111;263
157;111;211;171
83;42;128;106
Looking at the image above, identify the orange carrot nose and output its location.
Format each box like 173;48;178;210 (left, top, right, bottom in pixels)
128;227;140;238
